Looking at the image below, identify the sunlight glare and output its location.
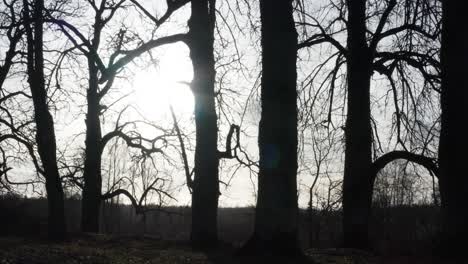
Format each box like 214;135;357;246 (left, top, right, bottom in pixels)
133;46;194;121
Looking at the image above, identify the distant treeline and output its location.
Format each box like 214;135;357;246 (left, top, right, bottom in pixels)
0;195;439;255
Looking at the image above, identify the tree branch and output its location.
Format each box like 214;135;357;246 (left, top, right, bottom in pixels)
371;150;439;180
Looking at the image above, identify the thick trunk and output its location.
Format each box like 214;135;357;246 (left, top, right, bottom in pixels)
342;0;373;249
25;0;66;240
81;61;103;233
188;0;219;248
243;0;300;255
438;0;468;256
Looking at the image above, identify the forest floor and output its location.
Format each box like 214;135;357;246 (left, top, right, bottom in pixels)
0;235;453;264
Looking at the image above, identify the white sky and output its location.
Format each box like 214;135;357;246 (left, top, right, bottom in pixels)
0;0;439;209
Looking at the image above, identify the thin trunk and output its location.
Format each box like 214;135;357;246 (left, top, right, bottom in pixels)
188;0;219;248
342;0;373;249
24;0;66;240
81;60;103;233
243;0;300;255
438;0;468;256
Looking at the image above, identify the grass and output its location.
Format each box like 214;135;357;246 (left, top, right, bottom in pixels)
0;235;450;264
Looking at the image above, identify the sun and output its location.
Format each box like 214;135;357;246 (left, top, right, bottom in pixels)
132;44;194;121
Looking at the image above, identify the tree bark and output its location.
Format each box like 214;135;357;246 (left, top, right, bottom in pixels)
437;0;468;256
242;0;300;255
187;0;220;248
342;0;373;249
24;0;66;240
81;59;103;233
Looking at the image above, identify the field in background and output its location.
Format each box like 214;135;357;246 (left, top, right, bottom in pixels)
0;195;440;256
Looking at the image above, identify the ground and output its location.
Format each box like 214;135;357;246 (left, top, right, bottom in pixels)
0;235;451;264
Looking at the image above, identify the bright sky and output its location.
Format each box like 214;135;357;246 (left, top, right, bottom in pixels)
126;42;259;207
1;0;438;209
132;44;194;119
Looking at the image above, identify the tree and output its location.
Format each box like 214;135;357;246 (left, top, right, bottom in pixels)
74;0;126;234
242;0;300;255
343;0;441;249
48;0;189;232
437;0;468;256
23;0;66;240
340;0;374;249
297;0;441;249
186;0;220;248
0;0;37;194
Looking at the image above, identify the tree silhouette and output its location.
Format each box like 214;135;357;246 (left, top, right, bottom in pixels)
242;0;300;256
48;0;189;233
0;0;42;196
0;0;461;259
23;0;66;240
297;0;441;248
437;0;468;257
187;0;220;248
340;0;374;249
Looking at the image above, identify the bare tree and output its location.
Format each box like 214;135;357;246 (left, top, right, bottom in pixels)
47;0;189;232
23;0;66;240
0;0;31;192
297;0;441;248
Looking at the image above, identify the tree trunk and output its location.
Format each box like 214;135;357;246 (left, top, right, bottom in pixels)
242;0;300;255
437;0;468;256
188;0;219;248
342;0;373;249
81;60;103;233
24;0;66;240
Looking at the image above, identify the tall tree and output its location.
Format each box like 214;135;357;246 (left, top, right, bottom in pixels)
23;0;66;240
297;0;440;249
49;0;188;233
243;0;300;255
187;0;220;248
79;0;121;233
438;0;468;256
342;0;373;249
